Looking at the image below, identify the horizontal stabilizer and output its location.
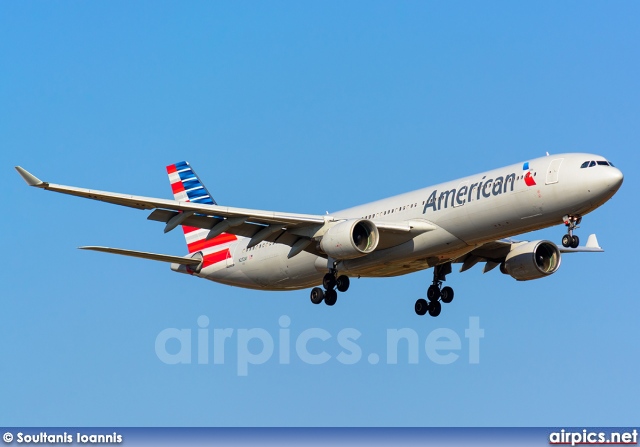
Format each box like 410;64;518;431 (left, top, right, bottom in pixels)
79;246;201;265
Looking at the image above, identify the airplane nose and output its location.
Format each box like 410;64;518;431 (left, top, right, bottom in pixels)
608;167;624;192
588;166;623;202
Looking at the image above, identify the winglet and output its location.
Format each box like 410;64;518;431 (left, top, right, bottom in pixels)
585;234;601;250
14;166;45;187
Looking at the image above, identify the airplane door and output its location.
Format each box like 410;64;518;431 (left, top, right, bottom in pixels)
545;158;564;185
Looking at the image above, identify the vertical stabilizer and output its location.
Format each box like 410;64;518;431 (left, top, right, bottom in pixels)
166;162;238;268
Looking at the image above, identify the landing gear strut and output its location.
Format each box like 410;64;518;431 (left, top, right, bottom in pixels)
562;215;581;249
415;263;455;318
310;263;350;306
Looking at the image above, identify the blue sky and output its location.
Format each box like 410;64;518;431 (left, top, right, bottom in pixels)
1;1;639;427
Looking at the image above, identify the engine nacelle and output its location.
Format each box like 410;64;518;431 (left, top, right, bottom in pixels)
504;240;562;281
319;219;379;260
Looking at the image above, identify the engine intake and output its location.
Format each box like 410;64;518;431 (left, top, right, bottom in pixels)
504;240;561;281
319;219;379;260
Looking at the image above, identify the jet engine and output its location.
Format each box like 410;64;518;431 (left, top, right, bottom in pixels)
503;240;562;281
319;219;379;260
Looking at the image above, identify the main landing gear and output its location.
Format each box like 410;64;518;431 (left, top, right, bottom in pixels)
415;263;455;318
310;267;350;307
561;215;582;249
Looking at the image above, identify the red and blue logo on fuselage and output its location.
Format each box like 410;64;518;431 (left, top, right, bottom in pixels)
523;162;536;186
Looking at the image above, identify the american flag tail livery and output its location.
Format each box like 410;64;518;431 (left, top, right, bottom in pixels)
166;161;238;268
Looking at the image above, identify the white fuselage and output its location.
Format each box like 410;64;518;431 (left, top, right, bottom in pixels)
195;153;623;290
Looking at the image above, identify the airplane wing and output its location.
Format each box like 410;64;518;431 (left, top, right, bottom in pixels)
15;166;326;226
455;234;604;274
15;166;434;256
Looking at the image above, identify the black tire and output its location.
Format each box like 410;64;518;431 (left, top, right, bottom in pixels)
415;298;428;316
336;275;350;292
323;273;337;290
441;286;454;304
427;285;440;302
428;300;442;317
324;289;337;306
571;235;580;249
562;234;572;248
310;287;324;304
500;262;509;275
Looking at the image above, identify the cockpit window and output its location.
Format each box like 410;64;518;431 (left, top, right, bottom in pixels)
609;161;615;167
581;160;615;168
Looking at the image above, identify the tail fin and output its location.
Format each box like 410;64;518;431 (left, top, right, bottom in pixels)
166;161;217;205
166;162;238;265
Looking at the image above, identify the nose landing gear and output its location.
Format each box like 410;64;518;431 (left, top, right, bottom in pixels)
415;263;455;318
562;215;582;249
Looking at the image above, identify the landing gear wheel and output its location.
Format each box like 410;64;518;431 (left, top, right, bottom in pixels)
428;300;442;317
427;285;441;302
441;286;454;304
415;298;428;316
562;215;582;249
571;235;580;249
323;273;337;290
310;287;324;304
336;275;350;293
324;289;337;306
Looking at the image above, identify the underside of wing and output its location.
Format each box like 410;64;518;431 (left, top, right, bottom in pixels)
455;234;604;275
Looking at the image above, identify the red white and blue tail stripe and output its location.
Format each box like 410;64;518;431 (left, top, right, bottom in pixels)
166;161;238;268
166;161;216;205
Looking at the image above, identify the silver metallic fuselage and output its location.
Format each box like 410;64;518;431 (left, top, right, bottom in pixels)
198;153;623;290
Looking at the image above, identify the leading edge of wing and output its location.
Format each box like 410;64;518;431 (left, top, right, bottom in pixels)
14;166;326;227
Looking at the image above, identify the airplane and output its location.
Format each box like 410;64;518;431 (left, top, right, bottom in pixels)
15;153;623;317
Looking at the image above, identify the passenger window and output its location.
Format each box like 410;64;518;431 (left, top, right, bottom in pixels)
580;161;589;168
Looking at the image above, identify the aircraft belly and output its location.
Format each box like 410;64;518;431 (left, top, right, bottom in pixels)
340;227;471;277
235;244;322;290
